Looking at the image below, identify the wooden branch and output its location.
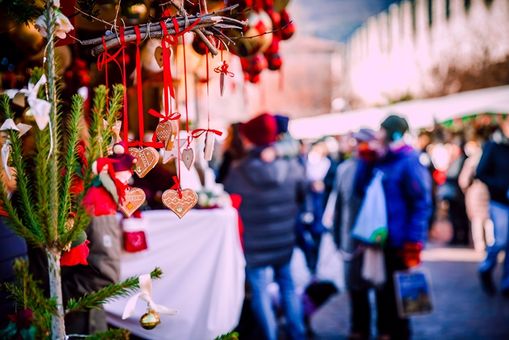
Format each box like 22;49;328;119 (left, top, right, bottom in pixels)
84;12;245;56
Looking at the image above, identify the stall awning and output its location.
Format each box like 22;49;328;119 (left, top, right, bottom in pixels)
289;85;509;139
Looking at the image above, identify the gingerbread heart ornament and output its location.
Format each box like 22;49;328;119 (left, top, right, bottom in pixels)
162;189;198;219
182;148;194;170
119;187;146;217
129;147;159;178
154;46;164;68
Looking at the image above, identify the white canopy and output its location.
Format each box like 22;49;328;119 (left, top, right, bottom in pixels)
289;85;509;139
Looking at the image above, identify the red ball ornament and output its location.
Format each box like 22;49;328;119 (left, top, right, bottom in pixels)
265;52;282;70
280;10;295;41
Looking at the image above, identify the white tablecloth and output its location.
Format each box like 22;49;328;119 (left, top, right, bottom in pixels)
105;208;245;339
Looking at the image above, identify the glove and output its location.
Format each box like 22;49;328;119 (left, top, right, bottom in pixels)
401;242;423;268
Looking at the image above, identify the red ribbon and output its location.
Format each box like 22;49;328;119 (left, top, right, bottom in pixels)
96;158;129;204
148;108;181;122
191;128;223;139
119;26;129;142
214;60;234;77
171;175;182;198
134;26;145;143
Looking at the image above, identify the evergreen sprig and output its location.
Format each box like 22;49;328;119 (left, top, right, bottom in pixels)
2;259;55;335
86;328;130;340
0;95;45;246
65;267;163;314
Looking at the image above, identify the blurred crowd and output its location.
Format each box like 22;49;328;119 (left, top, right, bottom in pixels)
216;112;509;340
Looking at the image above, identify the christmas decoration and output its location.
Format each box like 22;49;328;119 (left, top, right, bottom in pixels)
119;187;146;218
140;309;161;330
182;147;195;170
129;147;160;178
122;274;177;329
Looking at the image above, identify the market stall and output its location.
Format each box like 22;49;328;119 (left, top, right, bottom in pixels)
105;208;245;339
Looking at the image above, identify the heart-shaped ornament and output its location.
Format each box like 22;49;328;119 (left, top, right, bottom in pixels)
155;120;173;143
162;189;198;219
154;46;163;68
129;147;159;178
119;187;146;217
182;148;194;170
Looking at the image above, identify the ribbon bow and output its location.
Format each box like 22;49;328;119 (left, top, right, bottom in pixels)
20;75;51;130
0;119;32;137
171;175;182;198
122;274;177;320
191;129;223;161
214;60;234;96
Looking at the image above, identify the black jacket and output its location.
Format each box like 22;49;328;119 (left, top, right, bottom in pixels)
477;139;509;206
224;152;305;268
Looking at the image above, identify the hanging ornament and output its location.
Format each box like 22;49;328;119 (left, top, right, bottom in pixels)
204;131;215;161
162;137;186;164
129;147;160;178
162;188;198;219
119;187;146;217
214;60;235;96
140;309;161;330
122;274;177;329
154;119;179;152
19;75;51;130
233;10;273;57
279;9;295;41
181;147;194;170
273;0;291;12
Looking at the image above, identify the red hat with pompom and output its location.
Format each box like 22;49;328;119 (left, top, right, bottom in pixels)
240;113;278;147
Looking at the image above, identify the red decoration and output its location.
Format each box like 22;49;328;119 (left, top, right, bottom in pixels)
123;230;148;253
82;186;118;216
61;240;90;267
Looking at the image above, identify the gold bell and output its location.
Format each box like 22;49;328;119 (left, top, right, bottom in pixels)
139;309;161;330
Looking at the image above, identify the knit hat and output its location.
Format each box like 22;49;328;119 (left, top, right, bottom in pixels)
274;114;290;134
110;142;136;172
352;128;377;142
240;113;278;147
381;114;409;142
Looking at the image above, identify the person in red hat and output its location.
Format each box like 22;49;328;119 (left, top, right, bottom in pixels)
225;113;307;340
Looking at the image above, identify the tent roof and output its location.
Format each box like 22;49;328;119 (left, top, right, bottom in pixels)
289;85;509;139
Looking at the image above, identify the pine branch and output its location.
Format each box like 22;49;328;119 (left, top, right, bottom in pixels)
0;178;43;246
65;267;163;314
57;94;83;248
2;259;55;334
87;86;107;164
60;203;90;248
0;95;45;244
86;328;130;340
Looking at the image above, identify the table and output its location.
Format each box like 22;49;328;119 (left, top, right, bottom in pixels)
105;208;245;339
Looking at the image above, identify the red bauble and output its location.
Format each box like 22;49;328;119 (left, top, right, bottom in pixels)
266;53;282;70
280;10;295;40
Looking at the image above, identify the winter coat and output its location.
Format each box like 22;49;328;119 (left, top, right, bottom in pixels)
476;139;509;206
0;219;27;326
356;146;432;248
224;151;305;268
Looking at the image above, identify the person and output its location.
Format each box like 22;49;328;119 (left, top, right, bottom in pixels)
458;139;491;252
328;128;380;339
217;122;245;184
476;116;509;296
224;113;306;340
354;115;432;339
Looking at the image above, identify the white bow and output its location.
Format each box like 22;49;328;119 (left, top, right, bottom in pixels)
1;140;12;180
122;274;177;320
0;119;32;137
20;75;51;130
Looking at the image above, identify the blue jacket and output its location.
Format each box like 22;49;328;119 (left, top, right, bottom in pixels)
356;146;432;247
224;151;305;268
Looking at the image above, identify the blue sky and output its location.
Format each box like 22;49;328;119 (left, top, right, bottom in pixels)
289;0;401;42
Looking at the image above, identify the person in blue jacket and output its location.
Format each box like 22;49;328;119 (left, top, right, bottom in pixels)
354;115;432;339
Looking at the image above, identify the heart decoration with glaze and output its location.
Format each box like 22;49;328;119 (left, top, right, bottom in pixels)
119;187;146;217
181;147;194;170
129;147;159;178
162;188;198;219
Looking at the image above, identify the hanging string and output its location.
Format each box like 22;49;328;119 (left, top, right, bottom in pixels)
119;26;129;142
134;26;145;144
182;33;191;148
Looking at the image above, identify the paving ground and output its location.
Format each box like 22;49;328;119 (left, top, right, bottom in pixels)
309;244;509;339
